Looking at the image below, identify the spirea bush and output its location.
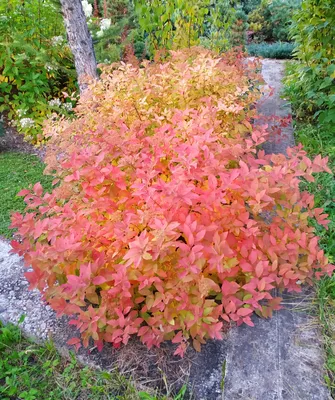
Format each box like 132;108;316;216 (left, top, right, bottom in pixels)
11;48;334;357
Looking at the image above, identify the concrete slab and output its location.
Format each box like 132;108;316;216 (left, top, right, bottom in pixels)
223;290;331;400
257;59;295;155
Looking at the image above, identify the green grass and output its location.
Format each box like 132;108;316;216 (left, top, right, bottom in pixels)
0;320;136;400
0;321;186;400
294;121;335;394
0;152;52;238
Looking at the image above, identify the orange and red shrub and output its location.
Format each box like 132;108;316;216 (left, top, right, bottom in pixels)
11;48;333;356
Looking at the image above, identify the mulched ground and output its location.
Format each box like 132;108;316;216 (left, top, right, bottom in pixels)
0;113;45;160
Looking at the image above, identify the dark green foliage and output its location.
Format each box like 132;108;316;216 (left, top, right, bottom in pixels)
230;8;248;47
248;0;301;42
247;42;294;59
284;0;335;132
240;0;261;14
0;118;5;137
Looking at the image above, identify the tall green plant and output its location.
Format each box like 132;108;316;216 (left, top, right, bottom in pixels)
284;0;335;131
134;0;236;55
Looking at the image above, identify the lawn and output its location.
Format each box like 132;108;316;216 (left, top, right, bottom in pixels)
294;121;335;393
0;320;164;400
0;152;52;238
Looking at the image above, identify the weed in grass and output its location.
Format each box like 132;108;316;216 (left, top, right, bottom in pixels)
0;321;187;400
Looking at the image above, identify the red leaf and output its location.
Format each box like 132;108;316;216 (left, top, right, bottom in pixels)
255;262;263;278
93;276;106;285
67;337;81;345
33;182;43;196
17;189;30;197
67;337;81;351
237;308;253;317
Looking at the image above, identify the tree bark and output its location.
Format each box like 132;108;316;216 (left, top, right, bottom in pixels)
60;0;98;93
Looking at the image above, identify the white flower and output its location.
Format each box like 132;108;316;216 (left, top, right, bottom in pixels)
82;0;92;18
45;63;56;72
96;30;104;38
48;98;62;107
51;36;64;46
17;109;26;117
100;18;111;31
63;102;73;112
20;118;35;128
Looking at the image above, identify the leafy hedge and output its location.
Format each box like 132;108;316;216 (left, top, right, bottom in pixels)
284;0;335;130
11;48;333;357
247;42;294;59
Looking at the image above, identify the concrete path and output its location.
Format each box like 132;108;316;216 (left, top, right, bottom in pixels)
0;60;331;400
256;59;295;155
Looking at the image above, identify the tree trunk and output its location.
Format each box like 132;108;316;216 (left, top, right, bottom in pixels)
60;0;98;93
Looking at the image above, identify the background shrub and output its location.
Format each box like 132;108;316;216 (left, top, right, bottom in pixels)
0;0;77;144
247;42;294;59
230;8;248;47
11;48;333;357
284;0;335;131
240;0;261;14
85;0;147;64
135;0;236;55
248;0;301;43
